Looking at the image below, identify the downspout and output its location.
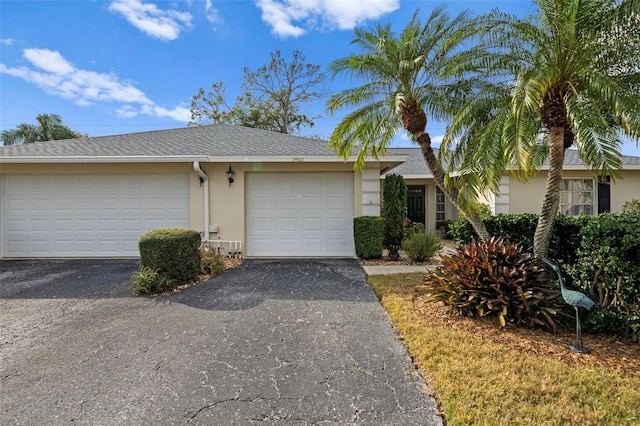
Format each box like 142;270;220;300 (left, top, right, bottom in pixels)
193;162;209;242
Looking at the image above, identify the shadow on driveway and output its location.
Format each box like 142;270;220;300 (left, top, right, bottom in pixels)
0;259;370;311
164;259;372;311
0;259;139;299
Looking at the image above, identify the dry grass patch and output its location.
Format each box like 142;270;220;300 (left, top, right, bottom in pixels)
369;273;640;426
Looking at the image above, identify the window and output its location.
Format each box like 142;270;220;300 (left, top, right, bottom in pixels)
560;179;594;216
436;186;446;228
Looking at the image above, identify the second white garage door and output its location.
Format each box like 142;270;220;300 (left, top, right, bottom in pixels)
1;173;190;258
245;172;354;257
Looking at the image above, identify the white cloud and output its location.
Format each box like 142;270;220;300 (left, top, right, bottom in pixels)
255;0;399;38
23;48;75;74
0;48;189;123
115;105;139;118
141;104;191;122
205;0;219;25
108;0;193;41
1;38;14;45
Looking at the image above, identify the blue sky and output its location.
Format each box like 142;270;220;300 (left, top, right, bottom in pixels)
1;0;639;157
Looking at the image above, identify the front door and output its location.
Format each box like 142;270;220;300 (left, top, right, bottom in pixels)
407;185;425;225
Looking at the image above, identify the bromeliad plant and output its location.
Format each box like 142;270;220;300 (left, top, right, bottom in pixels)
423;237;569;331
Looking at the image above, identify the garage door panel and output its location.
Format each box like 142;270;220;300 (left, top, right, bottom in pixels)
302;217;323;231
302;197;323;210
328;196;349;210
327;217;349;232
246;172;354;257
277;238;298;253
327;238;349;251
277;218;297;232
302;238;323;252
2;174;189;257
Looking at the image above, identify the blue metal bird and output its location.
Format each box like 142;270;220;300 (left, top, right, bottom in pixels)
542;257;596;354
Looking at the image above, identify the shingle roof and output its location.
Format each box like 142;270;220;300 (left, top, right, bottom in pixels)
384;147;640;177
0;124;358;159
384;147;441;177
562;149;640;166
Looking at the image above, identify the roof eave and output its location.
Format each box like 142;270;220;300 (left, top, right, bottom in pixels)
0;154;410;165
0;156;210;164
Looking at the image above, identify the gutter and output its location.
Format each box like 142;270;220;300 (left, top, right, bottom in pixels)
192;162;209;242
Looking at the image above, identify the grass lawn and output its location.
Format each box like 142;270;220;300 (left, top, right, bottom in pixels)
369;273;640;426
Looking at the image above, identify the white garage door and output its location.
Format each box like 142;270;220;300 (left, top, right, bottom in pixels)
246;172;354;257
1;174;190;258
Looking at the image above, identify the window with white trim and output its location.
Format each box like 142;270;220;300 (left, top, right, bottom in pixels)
560;178;594;216
436;186;446;228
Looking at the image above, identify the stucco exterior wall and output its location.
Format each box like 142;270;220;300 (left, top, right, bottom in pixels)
611;170;640;212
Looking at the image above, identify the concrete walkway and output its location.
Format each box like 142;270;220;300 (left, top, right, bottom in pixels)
362;245;456;276
362;264;440;275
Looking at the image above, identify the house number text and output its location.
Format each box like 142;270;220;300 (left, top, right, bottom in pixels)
292;157;305;162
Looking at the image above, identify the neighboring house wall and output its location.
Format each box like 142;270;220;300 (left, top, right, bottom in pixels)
505;170;640;215
610;170;640;212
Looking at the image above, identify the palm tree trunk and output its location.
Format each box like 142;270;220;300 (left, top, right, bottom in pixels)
415;133;490;242
534;126;566;258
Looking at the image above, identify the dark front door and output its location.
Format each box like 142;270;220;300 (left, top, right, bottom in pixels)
598;176;611;214
407;185;425;225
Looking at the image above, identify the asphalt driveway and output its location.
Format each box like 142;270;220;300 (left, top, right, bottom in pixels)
0;259;442;425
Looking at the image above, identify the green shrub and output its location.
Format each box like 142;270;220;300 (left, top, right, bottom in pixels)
201;248;226;275
583;308;626;334
467;201;493;218
405;220;426;238
548;214;591;265
132;267;175;295
445;217;476;244
353;216;384;259
139;228;201;283
402;232;442;262
382;174;407;260
622;199;640;213
423;237;569;331
446;213;586;265
568;212;640;341
410;222;426;236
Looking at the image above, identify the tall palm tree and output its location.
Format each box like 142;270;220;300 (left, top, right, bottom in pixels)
443;0;640;258
1;113;83;146
326;7;490;241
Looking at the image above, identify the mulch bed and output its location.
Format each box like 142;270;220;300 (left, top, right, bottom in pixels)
358;240;457;266
365;239;640;377
413;296;640;377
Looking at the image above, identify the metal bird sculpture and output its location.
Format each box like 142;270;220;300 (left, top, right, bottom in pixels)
542;257;596;354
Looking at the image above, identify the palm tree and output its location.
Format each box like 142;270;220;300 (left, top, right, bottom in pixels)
326;7;490;241
1;113;83;146
443;0;640;258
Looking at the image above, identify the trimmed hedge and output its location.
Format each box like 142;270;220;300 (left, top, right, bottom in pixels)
139;228;202;283
354;216;384;259
568;213;640;341
446;213;586;265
